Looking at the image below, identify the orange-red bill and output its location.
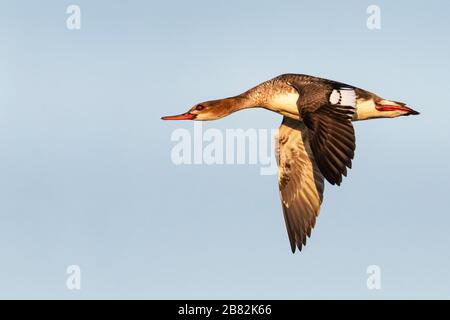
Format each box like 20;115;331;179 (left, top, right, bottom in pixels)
375;104;420;115
161;112;195;120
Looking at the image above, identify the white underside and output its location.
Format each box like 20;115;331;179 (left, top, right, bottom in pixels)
267;90;360;120
354;98;377;120
265;90;400;121
354;98;404;120
266;93;300;118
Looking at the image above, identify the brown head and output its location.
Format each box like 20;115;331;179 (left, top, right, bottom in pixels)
161;96;251;121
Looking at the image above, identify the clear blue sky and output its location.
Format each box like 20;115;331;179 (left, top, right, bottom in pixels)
0;0;449;299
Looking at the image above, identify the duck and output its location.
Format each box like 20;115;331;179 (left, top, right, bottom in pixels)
162;73;419;253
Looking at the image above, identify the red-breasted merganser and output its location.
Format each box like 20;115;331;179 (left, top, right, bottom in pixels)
162;74;419;253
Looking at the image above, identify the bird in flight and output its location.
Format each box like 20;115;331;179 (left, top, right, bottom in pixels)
162;74;419;253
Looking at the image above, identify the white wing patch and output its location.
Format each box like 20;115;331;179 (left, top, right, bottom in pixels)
329;90;340;104
329;88;356;107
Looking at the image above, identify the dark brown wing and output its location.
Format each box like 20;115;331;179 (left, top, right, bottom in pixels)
286;74;355;113
287;79;357;186
277;117;325;252
302;104;356;185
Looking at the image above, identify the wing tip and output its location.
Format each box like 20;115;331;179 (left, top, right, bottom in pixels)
288;232;312;253
289;243;303;254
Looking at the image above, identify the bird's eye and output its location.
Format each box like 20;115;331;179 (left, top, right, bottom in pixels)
195;105;205;111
